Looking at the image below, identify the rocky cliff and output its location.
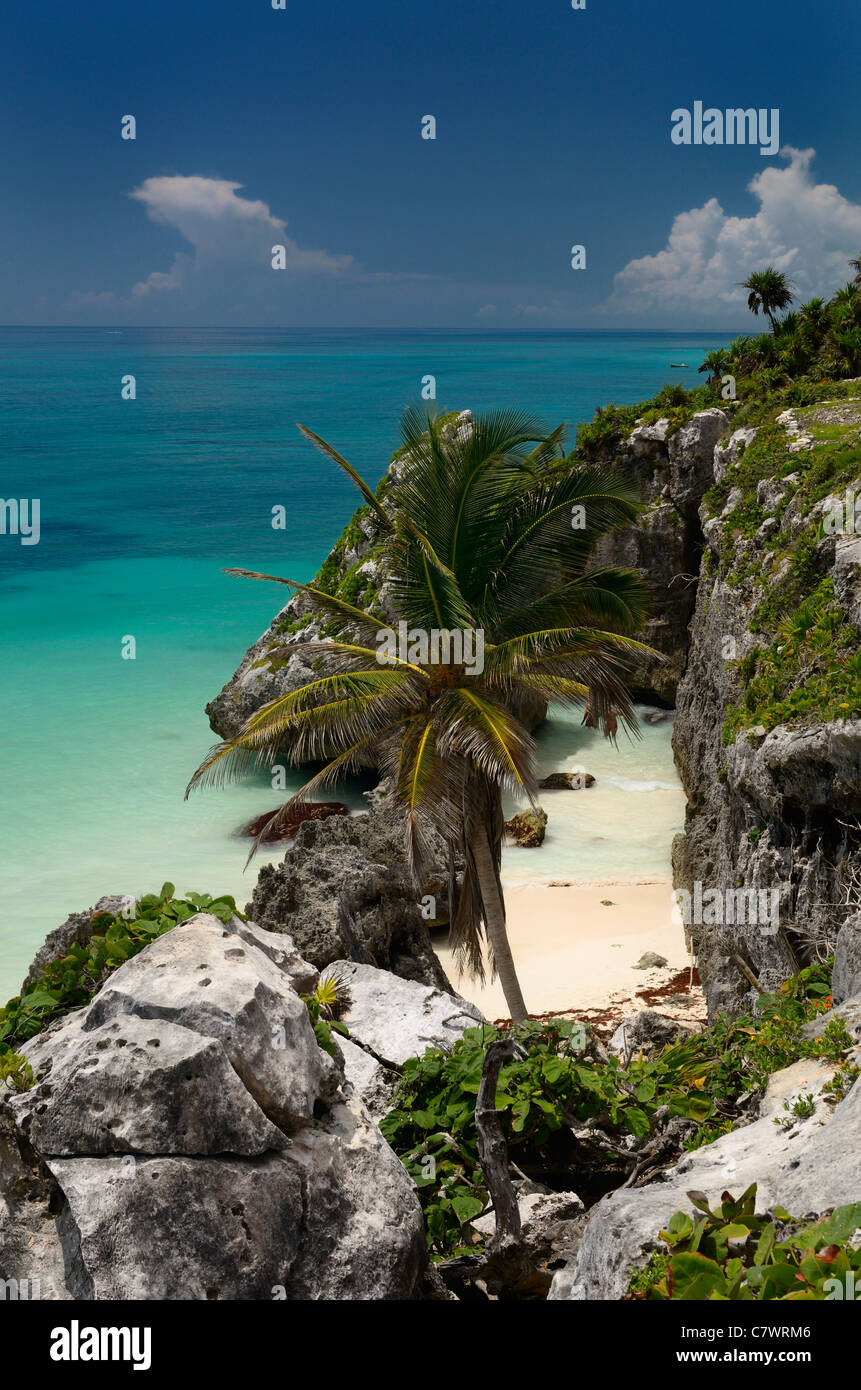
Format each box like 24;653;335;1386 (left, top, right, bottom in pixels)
590;407;732;704
671;390;861;1019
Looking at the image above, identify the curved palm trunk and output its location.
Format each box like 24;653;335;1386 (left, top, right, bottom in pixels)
470;829;529;1025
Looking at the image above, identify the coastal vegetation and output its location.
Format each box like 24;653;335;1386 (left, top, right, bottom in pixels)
627;1182;861;1300
188;407;653;1022
380;960;853;1258
0;885;241;1057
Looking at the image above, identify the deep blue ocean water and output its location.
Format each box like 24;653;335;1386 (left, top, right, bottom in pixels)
0;329;732;996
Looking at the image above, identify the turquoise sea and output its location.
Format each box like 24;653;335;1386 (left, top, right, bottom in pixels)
0;329;735;998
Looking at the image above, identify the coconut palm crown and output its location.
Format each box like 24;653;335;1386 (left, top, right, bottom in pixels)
187;407;653;1022
739;267;795;330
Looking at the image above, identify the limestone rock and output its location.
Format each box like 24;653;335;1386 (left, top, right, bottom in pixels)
335;1035;400;1122
713;427;756;484
1;909;429;1301
331;960;486;1066
11;1012;288;1157
608;1009;700;1057
280;1099;425;1299
667;409;731;514
82;914;340;1132
472;1190;585;1266
0;1105;71;1301
49;1103;425;1301
832;914;861;1004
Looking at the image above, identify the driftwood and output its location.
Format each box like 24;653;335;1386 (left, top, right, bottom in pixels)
475;1038;523;1254
437;1037;550;1299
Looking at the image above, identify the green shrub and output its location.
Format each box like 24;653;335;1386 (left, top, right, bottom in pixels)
0;885;243;1052
0;1051;34;1092
627;1183;861;1300
381;963;851;1256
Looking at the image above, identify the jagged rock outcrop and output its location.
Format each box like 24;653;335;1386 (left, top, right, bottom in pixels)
247;807;454;990
550;996;861;1299
1;912;428;1300
592;409;731;704
332;960;486;1118
833;911;861;1004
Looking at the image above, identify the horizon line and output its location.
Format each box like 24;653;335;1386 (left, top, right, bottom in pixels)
0;324;748;335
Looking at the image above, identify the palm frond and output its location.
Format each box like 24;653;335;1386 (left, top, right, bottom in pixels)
242;721;414;865
223;569;390;642
433;687;537;801
297;424;391;527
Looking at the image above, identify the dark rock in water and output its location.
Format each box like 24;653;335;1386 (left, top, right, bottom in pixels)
247;807;454;991
244;802;348;842
538;772;595;790
504;808;548;847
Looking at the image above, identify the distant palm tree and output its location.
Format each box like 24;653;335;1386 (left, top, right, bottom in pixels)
798;297;829;336
832;284;861;329
698;348;730;385
187;408;652;1022
830;329;861;377
739;268;795;330
850;255;861;287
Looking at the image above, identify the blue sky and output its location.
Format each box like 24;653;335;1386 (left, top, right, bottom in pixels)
1;0;859;328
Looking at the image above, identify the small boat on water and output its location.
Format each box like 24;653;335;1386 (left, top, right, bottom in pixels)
669;361;689;368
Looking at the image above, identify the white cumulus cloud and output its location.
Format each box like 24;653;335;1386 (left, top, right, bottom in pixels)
128;175;353;299
608;148;861;319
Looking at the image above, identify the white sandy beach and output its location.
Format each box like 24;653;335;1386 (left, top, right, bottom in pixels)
436;879;702;1025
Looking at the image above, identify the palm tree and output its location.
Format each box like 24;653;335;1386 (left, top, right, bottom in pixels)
739;268;794;330
798;297;829;338
850;255;861;287
832;284;861;329
830;329;861;377
187;408;652;1023
698;348;730;385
